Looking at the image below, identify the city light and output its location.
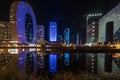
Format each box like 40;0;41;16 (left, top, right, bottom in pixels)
88;13;102;17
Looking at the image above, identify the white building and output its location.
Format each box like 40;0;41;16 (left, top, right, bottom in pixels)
98;2;120;74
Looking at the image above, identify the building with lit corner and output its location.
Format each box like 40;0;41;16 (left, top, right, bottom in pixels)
37;25;45;43
64;28;70;44
86;21;98;73
98;2;120;74
86;21;98;44
49;22;57;42
9;1;37;43
0;22;11;42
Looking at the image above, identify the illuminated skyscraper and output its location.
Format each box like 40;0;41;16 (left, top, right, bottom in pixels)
64;28;70;66
0;22;11;42
86;21;98;43
37;25;45;43
64;28;70;44
9;1;37;43
49;22;57;42
86;21;98;73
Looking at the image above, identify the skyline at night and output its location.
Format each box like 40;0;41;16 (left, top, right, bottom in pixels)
0;0;120;43
1;1;120;79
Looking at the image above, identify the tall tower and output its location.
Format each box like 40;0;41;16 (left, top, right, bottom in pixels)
64;28;70;44
64;28;70;66
49;22;57;42
37;25;45;43
86;21;98;43
77;33;80;45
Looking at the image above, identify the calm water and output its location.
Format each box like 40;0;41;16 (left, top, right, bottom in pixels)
0;49;120;80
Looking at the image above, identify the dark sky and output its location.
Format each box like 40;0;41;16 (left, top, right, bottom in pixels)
0;0;119;43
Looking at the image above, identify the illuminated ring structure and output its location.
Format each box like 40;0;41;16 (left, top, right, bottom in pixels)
9;1;37;43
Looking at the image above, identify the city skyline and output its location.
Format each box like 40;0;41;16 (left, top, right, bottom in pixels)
0;0;120;43
0;1;120;79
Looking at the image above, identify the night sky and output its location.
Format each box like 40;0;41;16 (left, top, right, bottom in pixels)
0;0;119;43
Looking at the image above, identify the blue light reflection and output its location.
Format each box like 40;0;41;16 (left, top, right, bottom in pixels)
49;54;57;73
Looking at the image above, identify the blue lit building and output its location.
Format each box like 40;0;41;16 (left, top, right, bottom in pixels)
9;1;37;43
64;28;70;66
64;28;70;44
49;22;57;42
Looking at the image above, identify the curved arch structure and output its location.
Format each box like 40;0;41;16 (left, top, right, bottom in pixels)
9;1;37;43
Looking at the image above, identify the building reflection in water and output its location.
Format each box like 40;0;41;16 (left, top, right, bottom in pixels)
49;54;57;73
64;53;69;66
37;51;45;69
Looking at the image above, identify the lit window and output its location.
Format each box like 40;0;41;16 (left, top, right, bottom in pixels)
92;30;95;32
93;26;95;28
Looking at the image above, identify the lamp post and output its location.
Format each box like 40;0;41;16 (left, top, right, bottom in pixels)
85;13;102;43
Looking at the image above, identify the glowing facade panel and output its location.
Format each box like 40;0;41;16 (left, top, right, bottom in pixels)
49;54;57;73
9;1;37;43
64;28;70;44
49;22;57;42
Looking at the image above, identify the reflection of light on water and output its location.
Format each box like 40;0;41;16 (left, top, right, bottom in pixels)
113;53;120;58
29;44;36;51
49;54;57;73
29;48;36;51
64;53;69;66
37;48;41;52
22;49;25;52
0;49;3;53
8;49;18;54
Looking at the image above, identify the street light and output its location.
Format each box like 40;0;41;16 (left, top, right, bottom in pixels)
85;13;102;43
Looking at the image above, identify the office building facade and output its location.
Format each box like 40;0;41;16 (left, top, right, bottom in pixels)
64;28;70;44
86;21;99;43
9;1;37;43
37;25;45;43
49;22;57;42
86;21;98;73
98;2;120;74
0;22;11;42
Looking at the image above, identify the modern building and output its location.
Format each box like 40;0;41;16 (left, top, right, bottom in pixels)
57;35;63;43
98;2;120;74
86;21;98;73
0;22;11;42
76;33;80;45
9;1;37;43
86;21;99;43
64;28;70;44
37;25;45;43
49;22;57;42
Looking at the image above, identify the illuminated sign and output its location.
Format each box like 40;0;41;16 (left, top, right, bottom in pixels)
49;22;57;42
49;54;57;73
